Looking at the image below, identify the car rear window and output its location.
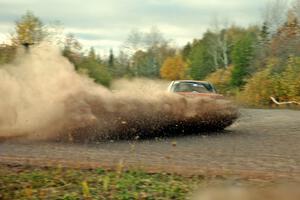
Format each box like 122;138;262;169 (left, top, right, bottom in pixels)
173;82;213;93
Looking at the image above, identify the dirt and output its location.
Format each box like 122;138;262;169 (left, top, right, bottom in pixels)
0;109;299;180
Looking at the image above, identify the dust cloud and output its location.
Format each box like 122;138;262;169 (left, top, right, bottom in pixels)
0;43;238;142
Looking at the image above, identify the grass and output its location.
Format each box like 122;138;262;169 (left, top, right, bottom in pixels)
0;164;202;200
0;164;274;200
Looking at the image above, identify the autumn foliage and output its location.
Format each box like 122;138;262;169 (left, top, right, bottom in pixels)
160;55;188;80
206;66;233;95
239;57;300;106
2;5;300;107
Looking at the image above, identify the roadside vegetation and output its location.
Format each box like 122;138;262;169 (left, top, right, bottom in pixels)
0;164;274;200
1;0;300;107
0;164;192;200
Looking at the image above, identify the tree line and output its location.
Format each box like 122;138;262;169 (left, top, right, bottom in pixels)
1;0;300;106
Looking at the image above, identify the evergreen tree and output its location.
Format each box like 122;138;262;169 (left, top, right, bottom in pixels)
231;33;256;87
187;39;215;80
260;21;270;42
108;49;114;67
88;47;96;60
62;33;82;70
181;42;192;61
77;48;112;86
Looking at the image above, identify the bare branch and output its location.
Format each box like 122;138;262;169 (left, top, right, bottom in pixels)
262;0;289;35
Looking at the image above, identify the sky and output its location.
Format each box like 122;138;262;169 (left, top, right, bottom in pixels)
0;0;273;56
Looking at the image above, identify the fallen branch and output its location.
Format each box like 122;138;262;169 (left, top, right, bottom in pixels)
270;97;300;105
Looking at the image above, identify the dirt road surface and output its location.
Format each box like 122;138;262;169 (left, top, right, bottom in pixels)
0;109;299;180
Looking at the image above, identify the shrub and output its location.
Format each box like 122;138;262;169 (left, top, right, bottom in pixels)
206;66;234;95
239;56;300;106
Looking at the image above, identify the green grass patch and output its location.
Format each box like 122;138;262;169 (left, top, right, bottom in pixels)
0;164;202;200
0;164;272;200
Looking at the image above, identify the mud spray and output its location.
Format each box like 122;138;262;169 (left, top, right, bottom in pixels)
0;43;238;142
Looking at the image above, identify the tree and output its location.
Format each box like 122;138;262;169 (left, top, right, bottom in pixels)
88;47;96;60
13;11;46;45
131;50;157;77
238;67;276;106
292;0;300;20
123;29;144;55
260;22;270;42
231;32;257;87
206;31;221;69
108;49;115;68
239;56;300;106
262;0;289;35
206;66;233;94
63;33;81;52
207;17;230;69
279;56;300;100
268;11;300;72
142;27;173;77
0;44;16;64
160;55;188;80
62;33;82;69
187;39;215;80
123;27;174;78
250;22;271;72
184;25;248;81
77;48;112;86
124;27;167;54
181;42;192;60
144;26;166;49
114;50;130;77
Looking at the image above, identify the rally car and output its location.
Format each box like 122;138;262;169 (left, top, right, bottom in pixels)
167;80;224;99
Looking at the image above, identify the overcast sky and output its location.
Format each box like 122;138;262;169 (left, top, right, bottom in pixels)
0;0;271;55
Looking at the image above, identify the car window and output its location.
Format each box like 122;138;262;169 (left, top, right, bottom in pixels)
173;82;211;93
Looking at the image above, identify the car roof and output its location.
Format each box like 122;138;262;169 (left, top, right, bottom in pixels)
173;80;210;84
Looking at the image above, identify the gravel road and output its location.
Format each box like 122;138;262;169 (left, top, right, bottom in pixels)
0;109;299;179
